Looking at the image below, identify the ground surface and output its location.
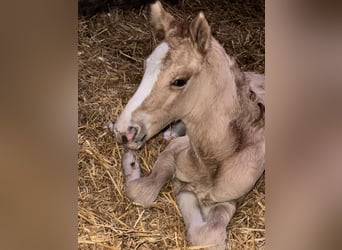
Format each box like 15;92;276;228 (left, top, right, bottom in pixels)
78;0;265;249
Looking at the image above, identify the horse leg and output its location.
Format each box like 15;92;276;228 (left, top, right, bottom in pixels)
122;149;175;207
176;192;236;250
122;137;189;207
176;191;204;230
192;202;236;250
163;120;186;140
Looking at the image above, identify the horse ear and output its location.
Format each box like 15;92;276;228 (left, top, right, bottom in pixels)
189;12;211;54
150;1;175;38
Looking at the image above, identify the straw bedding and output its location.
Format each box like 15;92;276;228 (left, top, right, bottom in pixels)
78;0;265;249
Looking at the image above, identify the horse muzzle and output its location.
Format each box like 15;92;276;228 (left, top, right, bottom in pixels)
114;123;147;150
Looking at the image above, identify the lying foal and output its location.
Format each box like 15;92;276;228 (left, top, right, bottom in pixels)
114;2;265;249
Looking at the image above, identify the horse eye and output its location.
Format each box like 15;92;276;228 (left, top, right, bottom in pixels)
171;79;188;87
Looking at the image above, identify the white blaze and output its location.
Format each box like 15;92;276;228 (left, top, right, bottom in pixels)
115;42;169;132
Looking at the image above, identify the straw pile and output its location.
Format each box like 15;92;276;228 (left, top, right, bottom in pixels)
78;0;265;249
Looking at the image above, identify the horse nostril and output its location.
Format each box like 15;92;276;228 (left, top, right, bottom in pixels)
128;126;137;133
122;134;128;144
128;126;138;138
117;125;141;145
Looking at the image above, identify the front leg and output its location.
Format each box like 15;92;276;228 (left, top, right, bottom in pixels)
122;136;190;207
122;149;176;207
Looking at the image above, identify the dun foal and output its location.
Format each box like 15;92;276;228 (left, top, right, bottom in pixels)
114;1;265;249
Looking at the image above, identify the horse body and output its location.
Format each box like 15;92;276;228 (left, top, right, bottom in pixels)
114;2;265;249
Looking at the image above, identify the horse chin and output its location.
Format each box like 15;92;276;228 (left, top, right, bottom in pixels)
125;141;144;150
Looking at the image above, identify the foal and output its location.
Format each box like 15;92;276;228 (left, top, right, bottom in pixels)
114;1;265;249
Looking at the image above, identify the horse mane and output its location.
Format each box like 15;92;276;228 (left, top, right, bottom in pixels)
229;61;265;152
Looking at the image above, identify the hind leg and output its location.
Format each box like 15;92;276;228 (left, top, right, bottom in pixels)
176;192;236;250
163;120;186;140
122;137;189;207
189;203;236;250
176;192;204;229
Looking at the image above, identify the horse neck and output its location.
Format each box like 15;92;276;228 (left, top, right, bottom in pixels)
183;38;241;166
